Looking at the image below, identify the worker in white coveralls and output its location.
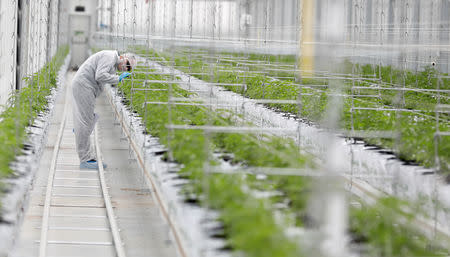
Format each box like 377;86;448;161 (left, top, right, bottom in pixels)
72;50;136;169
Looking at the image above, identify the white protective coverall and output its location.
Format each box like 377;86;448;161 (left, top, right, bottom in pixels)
72;50;120;162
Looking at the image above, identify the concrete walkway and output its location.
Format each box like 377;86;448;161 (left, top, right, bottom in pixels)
10;72;179;257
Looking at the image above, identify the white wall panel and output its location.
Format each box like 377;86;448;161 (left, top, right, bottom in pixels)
0;0;18;107
0;0;68;111
93;0;448;73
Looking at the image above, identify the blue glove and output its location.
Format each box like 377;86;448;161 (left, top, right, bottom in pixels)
119;72;131;82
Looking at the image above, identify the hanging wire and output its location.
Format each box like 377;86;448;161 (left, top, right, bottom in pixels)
11;0;18;92
0;0;3;98
82;0;450;255
11;0;20;159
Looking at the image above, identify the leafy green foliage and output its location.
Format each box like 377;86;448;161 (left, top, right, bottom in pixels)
351;197;448;256
133;46;449;174
123;46;449;256
118;70;307;257
0;45;69;177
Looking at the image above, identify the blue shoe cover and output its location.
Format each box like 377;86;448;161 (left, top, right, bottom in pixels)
80;160;107;170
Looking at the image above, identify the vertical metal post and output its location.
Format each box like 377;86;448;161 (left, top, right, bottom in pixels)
296;0;303;149
15;0;24;90
45;0;50;62
27;0;33;76
110;0;114;48
11;0;19;91
189;0;193;39
147;0;152;47
0;0;3;94
299;0;315;75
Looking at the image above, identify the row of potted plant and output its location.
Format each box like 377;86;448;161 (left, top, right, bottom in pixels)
116;60;447;256
0;45;69;200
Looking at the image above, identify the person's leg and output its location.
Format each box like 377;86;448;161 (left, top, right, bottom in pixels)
72;82;96;163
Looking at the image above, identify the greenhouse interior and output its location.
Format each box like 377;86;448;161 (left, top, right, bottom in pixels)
0;0;449;256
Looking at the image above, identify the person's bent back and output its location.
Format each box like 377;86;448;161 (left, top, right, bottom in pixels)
71;50;134;170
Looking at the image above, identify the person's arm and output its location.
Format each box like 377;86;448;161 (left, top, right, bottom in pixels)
94;55;120;85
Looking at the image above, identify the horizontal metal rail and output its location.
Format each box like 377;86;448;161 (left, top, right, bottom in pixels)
106;87;188;257
167;124;298;134
39;81;69;257
352;86;450;94
39;77;127;257
95;125;126;257
351;107;436;113
143;101;240;108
